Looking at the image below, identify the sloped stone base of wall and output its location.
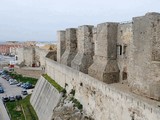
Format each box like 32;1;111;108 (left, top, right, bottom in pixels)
30;76;62;120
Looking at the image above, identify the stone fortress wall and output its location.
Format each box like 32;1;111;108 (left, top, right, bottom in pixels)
35;47;51;67
17;47;35;66
17;47;51;67
45;58;160;120
31;12;160;120
57;12;160;101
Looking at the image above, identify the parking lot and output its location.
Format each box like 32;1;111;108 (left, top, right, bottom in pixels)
0;77;23;97
0;75;33;120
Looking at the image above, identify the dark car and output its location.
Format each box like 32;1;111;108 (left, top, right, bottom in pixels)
15;95;22;100
21;83;27;88
21;82;34;89
25;84;34;89
21;90;28;95
2;74;9;80
2;96;9;102
0;87;4;93
9;96;15;102
6;76;11;81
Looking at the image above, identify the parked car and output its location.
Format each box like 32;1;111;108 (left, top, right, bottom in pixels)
9;80;18;85
1;74;6;79
9;79;14;82
21;89;28;95
21;83;27;88
21;82;34;89
1;72;9;79
25;83;34;89
6;76;11;81
17;82;22;87
0;87;4;93
0;70;4;75
9;96;15;102
15;95;22;100
2;96;9;102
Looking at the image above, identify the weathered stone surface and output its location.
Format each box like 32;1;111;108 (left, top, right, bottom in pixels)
117;23;133;82
71;25;94;73
30;76;62;120
88;22;119;84
45;59;160;120
57;30;66;63
61;28;77;67
17;46;55;67
52;94;93;120
35;47;51;66
31;12;160;120
17;47;35;67
128;12;160;100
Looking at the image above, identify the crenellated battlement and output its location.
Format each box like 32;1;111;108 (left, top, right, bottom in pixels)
31;12;160;120
57;12;160;101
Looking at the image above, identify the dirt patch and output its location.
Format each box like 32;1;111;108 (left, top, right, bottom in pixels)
14;67;43;79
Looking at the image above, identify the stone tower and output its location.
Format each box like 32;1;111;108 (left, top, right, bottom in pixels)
57;30;66;63
61;28;77;67
88;22;119;84
71;25;94;73
128;12;160;100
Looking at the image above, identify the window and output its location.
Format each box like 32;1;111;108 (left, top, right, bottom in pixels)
117;45;122;55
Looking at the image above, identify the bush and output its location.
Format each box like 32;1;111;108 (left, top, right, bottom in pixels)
70;97;83;110
70;89;75;96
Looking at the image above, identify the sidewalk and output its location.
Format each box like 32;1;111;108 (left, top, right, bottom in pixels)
0;100;10;120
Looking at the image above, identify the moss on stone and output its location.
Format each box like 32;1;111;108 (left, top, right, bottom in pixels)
42;74;65;93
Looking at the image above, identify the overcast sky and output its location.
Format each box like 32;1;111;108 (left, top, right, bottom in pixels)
0;0;160;42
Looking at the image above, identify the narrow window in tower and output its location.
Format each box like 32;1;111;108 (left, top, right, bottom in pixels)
120;45;122;55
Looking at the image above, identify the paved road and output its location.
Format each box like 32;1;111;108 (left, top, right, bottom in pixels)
0;77;24;120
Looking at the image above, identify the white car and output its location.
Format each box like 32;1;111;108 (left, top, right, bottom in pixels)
9;80;18;85
9;79;14;82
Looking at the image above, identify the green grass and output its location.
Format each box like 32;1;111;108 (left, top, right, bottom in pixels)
6;95;38;120
6;101;24;120
9;72;38;85
42;74;64;92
